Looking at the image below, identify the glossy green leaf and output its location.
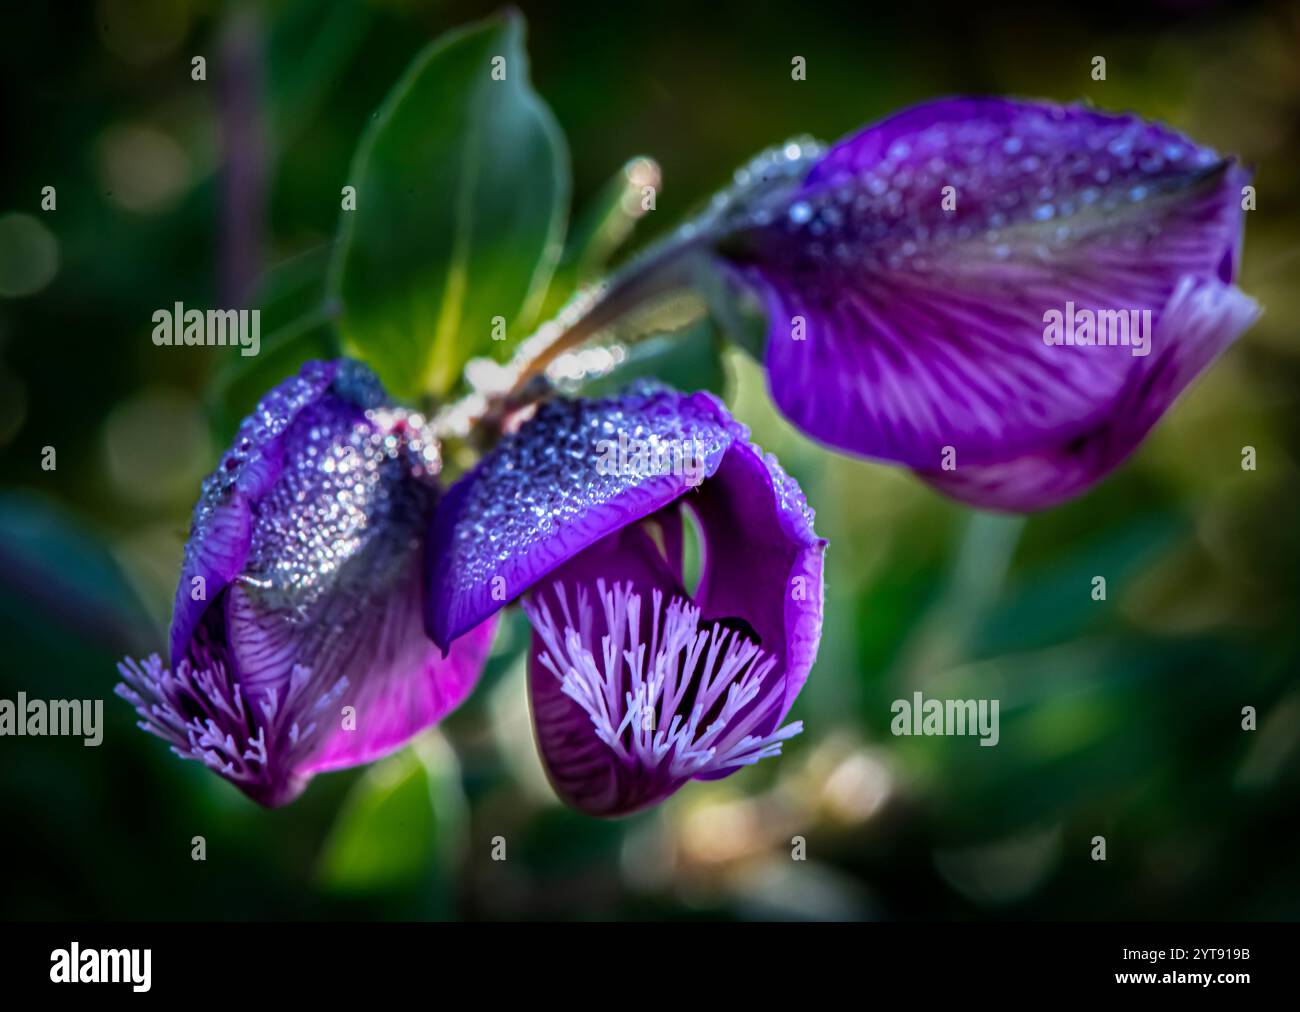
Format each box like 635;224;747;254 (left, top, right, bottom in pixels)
330;12;569;400
317;735;465;893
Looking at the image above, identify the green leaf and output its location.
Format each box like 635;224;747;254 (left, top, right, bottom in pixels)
317;735;465;894
266;0;371;145
207;245;339;443
969;514;1184;659
330;12;570;400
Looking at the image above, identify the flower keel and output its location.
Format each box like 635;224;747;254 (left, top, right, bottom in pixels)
525;579;802;817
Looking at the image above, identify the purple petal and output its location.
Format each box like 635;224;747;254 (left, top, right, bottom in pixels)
447;384;825;816
921;275;1260;510
425;383;744;650
170;359;341;665
524;547;818;816
688;438;824;730
123;358;481;806
526;525;690;816
713;97;1248;472
304;614;497;774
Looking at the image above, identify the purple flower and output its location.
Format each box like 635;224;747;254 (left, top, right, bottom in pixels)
704;97;1259;510
116;359;495;807
426;384;825;816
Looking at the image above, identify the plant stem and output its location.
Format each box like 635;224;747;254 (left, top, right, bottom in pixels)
504;237;708;398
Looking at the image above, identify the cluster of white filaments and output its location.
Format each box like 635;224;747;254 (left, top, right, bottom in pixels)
116;652;345;792
525;580;802;780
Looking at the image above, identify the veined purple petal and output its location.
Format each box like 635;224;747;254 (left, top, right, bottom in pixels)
709;97;1250;482
921;275;1260;510
120;359;489;807
304;611;497;774
427;383;825;816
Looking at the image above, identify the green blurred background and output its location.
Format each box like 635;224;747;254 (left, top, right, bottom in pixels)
2;0;1299;920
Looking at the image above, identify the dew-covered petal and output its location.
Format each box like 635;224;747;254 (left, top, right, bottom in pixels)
505;395;825;815
713;97;1248;469
425;383;743;651
922;275;1260;510
169;359;341;665
126;358;473;807
207;362;433;688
